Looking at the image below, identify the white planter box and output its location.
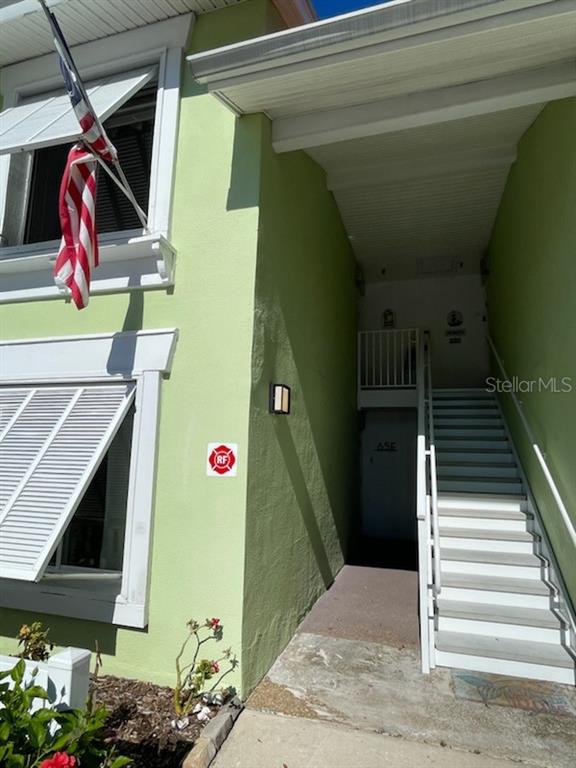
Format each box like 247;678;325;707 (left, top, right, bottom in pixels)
0;648;91;711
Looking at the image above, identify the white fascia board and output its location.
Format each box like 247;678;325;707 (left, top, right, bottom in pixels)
0;328;179;382
273;61;576;152
326;145;518;191
187;0;562;91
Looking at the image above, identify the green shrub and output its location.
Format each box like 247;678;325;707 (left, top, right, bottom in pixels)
0;659;130;768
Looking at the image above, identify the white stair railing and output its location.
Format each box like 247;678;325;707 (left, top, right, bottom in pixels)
488;335;576;647
416;331;441;673
358;329;419;390
487;336;576;551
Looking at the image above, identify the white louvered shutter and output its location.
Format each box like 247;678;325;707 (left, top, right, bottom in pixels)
0;66;156;155
0;383;135;582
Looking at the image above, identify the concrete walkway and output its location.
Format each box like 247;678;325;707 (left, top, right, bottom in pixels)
212;709;521;768
216;566;576;768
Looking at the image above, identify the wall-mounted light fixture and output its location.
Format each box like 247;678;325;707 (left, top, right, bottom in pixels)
269;383;291;415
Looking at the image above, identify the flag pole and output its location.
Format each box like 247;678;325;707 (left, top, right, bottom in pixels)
37;0;149;231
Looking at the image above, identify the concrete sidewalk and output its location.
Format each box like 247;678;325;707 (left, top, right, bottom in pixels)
212;709;520;768
214;567;576;768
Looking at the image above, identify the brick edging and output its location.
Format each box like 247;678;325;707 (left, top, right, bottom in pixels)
182;697;244;768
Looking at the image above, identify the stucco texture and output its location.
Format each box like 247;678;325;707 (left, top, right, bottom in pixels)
487;97;576;606
242;118;358;693
0;47;262;688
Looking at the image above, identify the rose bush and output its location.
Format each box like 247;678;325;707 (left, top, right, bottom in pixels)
0;659;131;768
40;753;77;768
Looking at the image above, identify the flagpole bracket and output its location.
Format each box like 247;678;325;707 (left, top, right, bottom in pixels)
152;236;176;286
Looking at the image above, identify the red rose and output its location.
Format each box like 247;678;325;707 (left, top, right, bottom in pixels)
211;661;220;673
209;618;221;628
40;753;77;768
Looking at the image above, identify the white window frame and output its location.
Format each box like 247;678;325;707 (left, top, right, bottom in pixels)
0;328;178;629
0;16;194;305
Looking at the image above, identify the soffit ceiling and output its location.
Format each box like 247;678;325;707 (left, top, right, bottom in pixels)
0;0;245;67
307;103;544;282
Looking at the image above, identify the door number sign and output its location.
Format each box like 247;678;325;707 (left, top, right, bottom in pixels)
207;443;238;476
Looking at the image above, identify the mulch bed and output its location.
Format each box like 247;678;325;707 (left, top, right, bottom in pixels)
92;675;216;768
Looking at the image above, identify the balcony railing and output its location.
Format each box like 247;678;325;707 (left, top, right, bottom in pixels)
358;328;419;391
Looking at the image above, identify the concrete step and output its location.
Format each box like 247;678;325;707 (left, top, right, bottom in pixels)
437;464;520;479
434;390;494;399
438;478;524;495
435;631;576;684
435;417;503;427
437;599;564;629
436;428;507;438
432;407;500;416
439;528;538;554
437;600;565;643
442;560;542;581
438;498;528;518
439;500;530;531
436;450;516;464
441;549;542;567
436;438;510;450
441;573;552;608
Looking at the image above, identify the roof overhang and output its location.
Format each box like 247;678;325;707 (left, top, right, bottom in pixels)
187;0;576;152
187;0;576;283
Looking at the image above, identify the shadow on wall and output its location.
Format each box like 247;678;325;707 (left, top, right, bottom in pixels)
0;610;121;657
106;282;145;374
273;414;335;590
227;114;261;211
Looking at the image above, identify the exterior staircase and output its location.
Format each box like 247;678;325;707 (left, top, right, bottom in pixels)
432;388;576;685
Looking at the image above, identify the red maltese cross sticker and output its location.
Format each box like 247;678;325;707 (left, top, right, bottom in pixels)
207;443;238;477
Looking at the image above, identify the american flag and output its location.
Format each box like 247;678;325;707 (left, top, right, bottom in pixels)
41;0;117;309
53;146;98;310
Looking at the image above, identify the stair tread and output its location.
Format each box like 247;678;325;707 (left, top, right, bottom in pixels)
442;549;541;567
439;493;526;504
436;631;575;668
437;462;518;469
438;506;529;520
437;600;564;628
439;527;536;542
442;573;551;595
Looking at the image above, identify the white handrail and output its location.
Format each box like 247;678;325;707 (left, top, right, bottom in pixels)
424;334;441;594
487;335;576;549
416;331;431;673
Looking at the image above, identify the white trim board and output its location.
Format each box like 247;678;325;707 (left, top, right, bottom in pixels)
187;0;573;90
0;329;178;382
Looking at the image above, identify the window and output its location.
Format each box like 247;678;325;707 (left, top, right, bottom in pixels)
0;328;178;628
49;406;134;573
0;17;187;303
23;86;156;245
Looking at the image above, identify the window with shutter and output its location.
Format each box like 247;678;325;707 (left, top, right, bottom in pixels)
0;23;184;303
0;383;135;582
23;85;156;245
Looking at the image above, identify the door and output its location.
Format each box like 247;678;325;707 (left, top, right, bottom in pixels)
361;409;417;542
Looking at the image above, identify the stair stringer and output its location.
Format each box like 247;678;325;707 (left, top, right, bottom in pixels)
493;393;576;659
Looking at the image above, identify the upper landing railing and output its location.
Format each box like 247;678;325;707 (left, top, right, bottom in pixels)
358;328;419;392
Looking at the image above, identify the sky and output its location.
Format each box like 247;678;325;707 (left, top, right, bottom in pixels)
313;0;384;19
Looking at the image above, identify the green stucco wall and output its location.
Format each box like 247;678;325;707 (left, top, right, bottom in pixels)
0;2;356;694
0;17;265;690
487;98;576;607
241;119;357;693
189;0;286;53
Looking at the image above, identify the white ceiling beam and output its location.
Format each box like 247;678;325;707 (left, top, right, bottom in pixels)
273;61;576;152
326;145;517;191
